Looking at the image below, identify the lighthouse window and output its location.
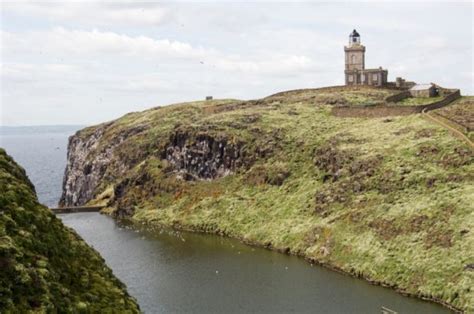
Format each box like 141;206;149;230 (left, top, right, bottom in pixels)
351;55;355;63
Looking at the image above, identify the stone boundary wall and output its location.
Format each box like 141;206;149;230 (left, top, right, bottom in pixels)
332;89;461;118
437;87;459;96
422;89;461;110
384;91;411;103
204;85;404;115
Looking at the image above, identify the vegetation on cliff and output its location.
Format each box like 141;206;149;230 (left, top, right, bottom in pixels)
0;149;139;312
62;86;473;312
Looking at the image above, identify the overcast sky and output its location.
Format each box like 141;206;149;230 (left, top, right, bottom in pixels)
1;1;472;126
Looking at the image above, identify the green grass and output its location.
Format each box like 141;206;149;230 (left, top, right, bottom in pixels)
0;149;139;312
72;89;473;312
397;96;444;106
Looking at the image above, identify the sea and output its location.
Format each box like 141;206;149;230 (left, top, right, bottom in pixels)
0;125;83;207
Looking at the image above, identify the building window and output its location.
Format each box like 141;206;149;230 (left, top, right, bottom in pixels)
351;55;355;63
372;74;378;81
348;75;353;82
361;74;365;82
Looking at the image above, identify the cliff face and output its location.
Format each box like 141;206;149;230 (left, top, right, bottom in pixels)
60;125;107;206
60;87;473;311
164;131;247;180
0;148;139;312
60;121;147;206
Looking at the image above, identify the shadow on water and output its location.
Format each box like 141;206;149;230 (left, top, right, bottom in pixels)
60;213;451;314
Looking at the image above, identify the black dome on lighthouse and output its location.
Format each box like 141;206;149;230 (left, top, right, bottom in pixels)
351;29;360;37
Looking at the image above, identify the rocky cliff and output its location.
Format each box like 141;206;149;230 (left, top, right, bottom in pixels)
60;87;473;312
0;148;139;312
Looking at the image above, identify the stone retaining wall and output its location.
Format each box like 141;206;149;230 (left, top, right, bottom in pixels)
332;89;461;118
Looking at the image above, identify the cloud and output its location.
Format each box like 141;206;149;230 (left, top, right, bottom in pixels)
2;27;320;76
215;55;319;74
2;28;211;60
2;2;170;27
2;63;82;80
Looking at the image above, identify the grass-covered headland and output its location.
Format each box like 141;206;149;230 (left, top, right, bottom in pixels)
0;149;139;312
62;86;473;312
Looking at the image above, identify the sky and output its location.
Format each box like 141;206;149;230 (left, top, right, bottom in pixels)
1;1;472;126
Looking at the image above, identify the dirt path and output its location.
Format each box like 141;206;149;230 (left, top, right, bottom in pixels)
422;107;474;149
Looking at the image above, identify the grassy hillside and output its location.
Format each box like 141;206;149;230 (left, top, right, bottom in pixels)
65;86;473;312
0;149;139;312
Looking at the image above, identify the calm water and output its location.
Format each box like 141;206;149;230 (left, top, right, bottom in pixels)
0;125;83;207
0;126;450;313
60;213;449;314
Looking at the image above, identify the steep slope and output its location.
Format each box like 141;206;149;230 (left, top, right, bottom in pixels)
0;149;139;312
61;86;473;312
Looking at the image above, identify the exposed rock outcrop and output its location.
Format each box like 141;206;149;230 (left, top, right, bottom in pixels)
60;120;254;209
60;126;108;206
60;123;147;206
164;131;246;180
